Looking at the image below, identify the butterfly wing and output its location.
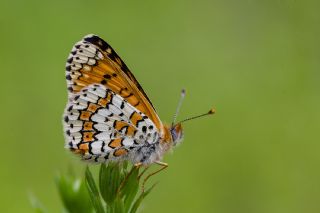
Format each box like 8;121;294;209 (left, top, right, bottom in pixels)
65;34;163;131
63;84;160;163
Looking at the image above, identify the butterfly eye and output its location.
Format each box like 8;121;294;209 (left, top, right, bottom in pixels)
170;124;183;145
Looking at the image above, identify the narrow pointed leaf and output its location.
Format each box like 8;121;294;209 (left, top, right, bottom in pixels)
99;163;122;205
129;183;157;213
85;167;105;213
122;161;128;170
56;174;93;213
99;164;111;204
114;196;125;213
106;204;114;213
122;166;140;212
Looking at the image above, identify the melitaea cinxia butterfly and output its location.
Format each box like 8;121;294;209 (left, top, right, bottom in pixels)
63;34;214;167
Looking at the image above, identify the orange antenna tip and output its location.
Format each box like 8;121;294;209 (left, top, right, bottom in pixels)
208;108;216;114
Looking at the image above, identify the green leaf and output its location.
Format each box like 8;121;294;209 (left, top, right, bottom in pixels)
105;196;125;213
114;196;125;213
99;164;111;205
121;166;140;212
99;163;122;205
85;166;105;213
53;163;158;213
129;183;157;213
56;173;93;213
122;161;128;171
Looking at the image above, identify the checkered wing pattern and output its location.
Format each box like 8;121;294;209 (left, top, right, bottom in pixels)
63;34;165;163
64;84;159;162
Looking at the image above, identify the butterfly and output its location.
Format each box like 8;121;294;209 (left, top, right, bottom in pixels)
63;34;214;169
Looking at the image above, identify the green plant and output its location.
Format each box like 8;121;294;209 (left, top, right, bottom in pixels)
33;162;156;213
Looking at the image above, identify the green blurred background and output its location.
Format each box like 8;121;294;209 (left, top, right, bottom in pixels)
1;0;320;212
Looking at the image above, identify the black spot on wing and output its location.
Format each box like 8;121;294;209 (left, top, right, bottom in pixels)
104;152;110;160
142;126;147;133
64;116;69;123
103;74;111;79
120;101;125;109
136;119;144;127
88;143;93;155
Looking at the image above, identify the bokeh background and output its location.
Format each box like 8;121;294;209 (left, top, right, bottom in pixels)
1;0;320;212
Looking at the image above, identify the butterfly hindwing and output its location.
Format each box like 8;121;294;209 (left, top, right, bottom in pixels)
63;84;159;163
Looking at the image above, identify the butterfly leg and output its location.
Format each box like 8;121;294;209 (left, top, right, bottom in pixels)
138;166;151;179
142;161;168;192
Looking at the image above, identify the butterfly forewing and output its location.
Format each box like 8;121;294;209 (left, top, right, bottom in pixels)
65;34;162;130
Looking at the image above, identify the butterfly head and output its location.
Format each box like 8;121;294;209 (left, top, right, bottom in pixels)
170;123;184;146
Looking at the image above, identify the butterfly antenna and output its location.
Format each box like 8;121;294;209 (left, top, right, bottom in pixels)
172;89;186;126
178;108;215;124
